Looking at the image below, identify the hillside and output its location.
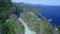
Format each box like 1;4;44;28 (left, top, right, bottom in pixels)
20;5;53;34
0;0;23;34
0;0;54;34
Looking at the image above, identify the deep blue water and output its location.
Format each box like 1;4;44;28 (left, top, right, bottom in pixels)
39;5;60;27
13;10;23;18
14;3;60;27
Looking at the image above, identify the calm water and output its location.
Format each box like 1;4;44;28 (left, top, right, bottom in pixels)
14;3;60;27
39;5;60;27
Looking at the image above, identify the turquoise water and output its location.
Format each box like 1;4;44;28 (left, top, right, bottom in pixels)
6;19;10;23
30;12;41;20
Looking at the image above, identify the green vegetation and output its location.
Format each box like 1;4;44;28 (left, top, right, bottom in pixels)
0;0;24;34
21;6;53;34
0;0;54;34
0;0;13;34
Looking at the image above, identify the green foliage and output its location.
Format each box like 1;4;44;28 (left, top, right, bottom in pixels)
0;0;24;34
20;6;53;34
0;0;13;34
0;0;54;34
5;15;20;34
0;0;13;19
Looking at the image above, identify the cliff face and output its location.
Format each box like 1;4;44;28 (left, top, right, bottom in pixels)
20;6;53;34
0;0;53;34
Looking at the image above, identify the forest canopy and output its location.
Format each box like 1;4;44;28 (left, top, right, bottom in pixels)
0;0;23;34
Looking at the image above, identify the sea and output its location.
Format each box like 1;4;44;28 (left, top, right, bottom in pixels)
39;5;60;27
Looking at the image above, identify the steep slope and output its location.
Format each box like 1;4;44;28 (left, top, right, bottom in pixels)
20;6;53;34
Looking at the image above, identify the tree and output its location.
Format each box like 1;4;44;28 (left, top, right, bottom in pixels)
0;0;23;34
